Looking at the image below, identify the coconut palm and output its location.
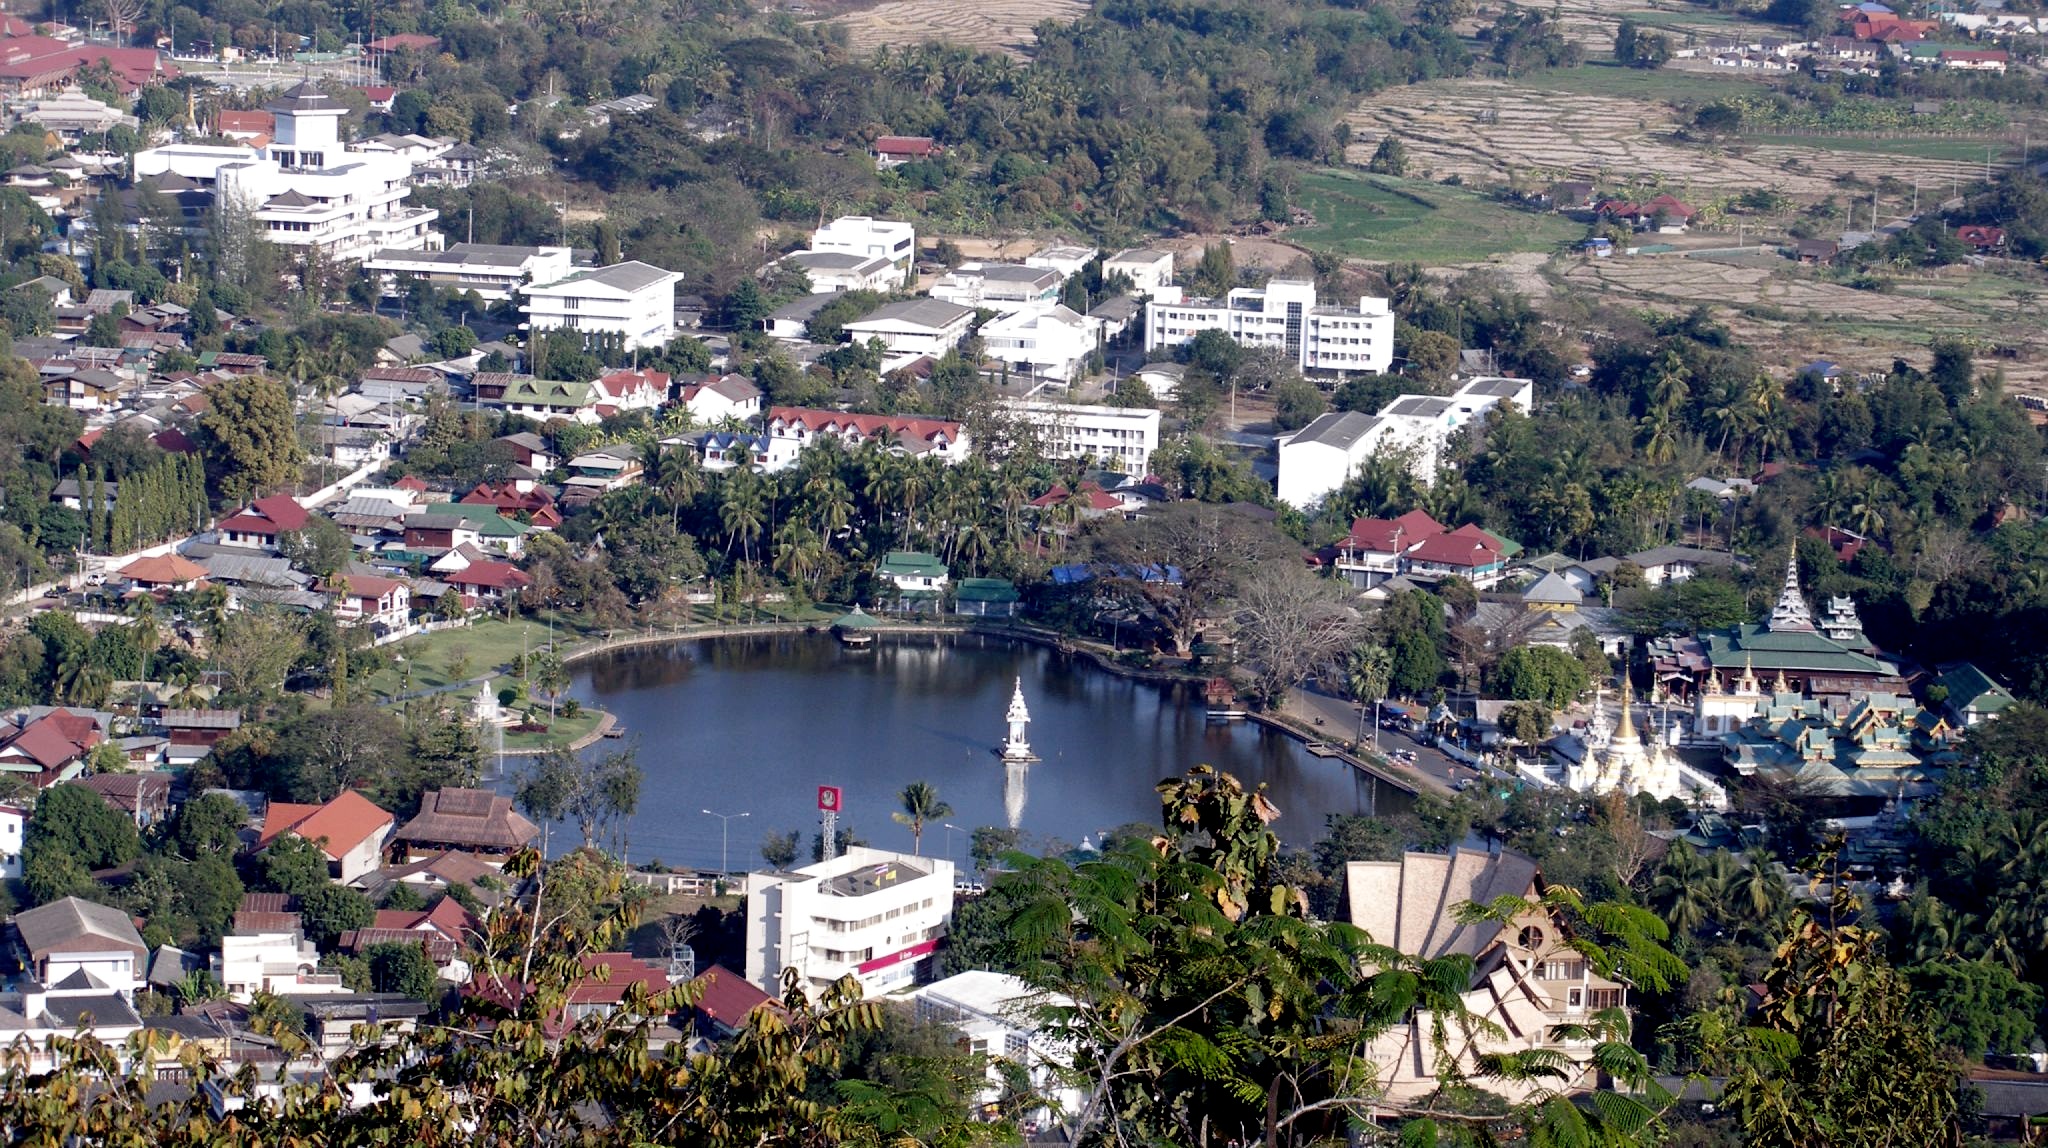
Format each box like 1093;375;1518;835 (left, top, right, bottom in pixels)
719;476;766;563
772;521;825;595
125;594;161;681
1651;841;1713;938
892;781;952;856
1724;847;1788;929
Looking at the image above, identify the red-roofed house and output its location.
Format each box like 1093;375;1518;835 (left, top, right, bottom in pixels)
594;368;667;415
1028;482;1130;519
1402;523;1510;584
215;494;310;549
258;790;395;884
1939;48;2008;71
465;951;675;1040
460;481;562;529
118;552;207;591
322;573;411;630
1595;195;1696;234
0;38;177;96
1955;224;2005;250
356;85;397;111
760;406;970;471
1331;509;1444;588
870;135;941;170
0;708;106;787
443;559;531;606
340;896;477;980
150;427;198;454
214;109;274;140
687;964;780;1046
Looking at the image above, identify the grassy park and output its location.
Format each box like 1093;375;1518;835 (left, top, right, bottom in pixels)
1290;170;1582;262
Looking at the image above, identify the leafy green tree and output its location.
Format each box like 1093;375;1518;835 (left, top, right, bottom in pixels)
1905;959;2042;1058
299;883;375;950
255;831;334;896
197;375;300;502
1493;644;1590;709
1270;377;1327;431
26;783;140;873
1366;136;1407;176
367;941;442;1000
1687;900;1961;1147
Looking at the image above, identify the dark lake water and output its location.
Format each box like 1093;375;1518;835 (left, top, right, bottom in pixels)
542;632;1410;873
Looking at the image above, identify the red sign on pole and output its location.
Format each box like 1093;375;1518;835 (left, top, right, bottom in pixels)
818;785;842;812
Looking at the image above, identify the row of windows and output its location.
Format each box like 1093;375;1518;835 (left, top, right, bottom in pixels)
822;896;938;933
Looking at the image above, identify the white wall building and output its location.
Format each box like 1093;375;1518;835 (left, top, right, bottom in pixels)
132;80;440;263
1103;248;1176;293
775;250;900;294
810;216;916;288
364;243;578;302
912;971;1086;1121
1024;244;1098;282
842;299;976;364
928;263;1061;314
743;847;954;996
0;803;22;880
1001;399;1161;475
1276;376;1533;508
214;931;350;1002
1144;280;1393;375
979;305;1095;381
520;261;684;351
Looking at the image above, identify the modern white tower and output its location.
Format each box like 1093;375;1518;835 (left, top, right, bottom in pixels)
265;79;345;169
998;678;1038;765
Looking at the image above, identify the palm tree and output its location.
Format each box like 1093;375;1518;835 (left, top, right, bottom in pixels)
125;594;160;681
720;476;766;563
892;781;952;856
772;521;825;595
1724;847;1787;929
1651;842;1713;939
647;441;705;531
56;654;110;708
1637;412;1679;465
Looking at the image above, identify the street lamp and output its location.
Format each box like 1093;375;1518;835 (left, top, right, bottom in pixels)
701;808;750;874
943;822;965;864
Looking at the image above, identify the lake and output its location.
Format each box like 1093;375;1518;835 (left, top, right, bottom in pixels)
541;632;1409;872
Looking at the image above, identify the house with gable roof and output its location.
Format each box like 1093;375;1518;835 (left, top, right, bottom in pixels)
676;373;762;423
593;367;668;416
1326;510;1517;590
215;494;310;550
10;896;146;996
1345;849;1630;1104
0;707;107;787
257;790;396;884
394;787;540;859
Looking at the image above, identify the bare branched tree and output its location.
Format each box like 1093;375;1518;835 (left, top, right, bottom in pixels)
1234;563;1367;703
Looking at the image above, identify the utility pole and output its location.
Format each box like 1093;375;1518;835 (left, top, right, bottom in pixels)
701;808;749;873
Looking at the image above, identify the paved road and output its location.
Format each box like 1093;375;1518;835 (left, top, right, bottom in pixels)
1280;688;1502;799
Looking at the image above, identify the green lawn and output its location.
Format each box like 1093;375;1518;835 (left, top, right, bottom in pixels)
1289;170;1583;263
501;708;606;753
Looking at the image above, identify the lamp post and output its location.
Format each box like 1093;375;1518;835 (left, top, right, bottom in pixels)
701;808;749;874
943;822;965;865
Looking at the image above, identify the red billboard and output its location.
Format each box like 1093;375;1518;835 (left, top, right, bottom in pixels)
856;938;939;975
817;785;842;812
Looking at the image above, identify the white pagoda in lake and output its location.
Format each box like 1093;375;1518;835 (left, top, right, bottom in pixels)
998;678;1039;765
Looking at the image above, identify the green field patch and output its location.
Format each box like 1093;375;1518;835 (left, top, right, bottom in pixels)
1291;169;1583;263
1738;133;2014;163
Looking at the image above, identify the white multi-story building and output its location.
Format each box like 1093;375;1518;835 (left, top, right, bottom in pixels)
979;305;1096;381
743;847;955;996
928;263;1061;314
774;250;900;294
214;931;349;1002
131;80;441;263
0;803;22;879
1001;399;1161;475
1144;280;1393;375
1103;248;1176;293
520;261;684;351
364;243;579;302
810;216;916;288
912;971;1086;1121
1276;376;1533;508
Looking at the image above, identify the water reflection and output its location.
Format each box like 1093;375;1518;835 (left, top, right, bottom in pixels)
556;633;1412;871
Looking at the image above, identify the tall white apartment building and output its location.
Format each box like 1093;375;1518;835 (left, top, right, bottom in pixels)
132;80;440;262
520;261;684;350
809;216;917;288
1144;279;1393;374
1001;398;1161;475
1276;376;1534;508
744;847;955;995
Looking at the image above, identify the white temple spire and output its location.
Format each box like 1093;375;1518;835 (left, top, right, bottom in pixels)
1766;553;1817;633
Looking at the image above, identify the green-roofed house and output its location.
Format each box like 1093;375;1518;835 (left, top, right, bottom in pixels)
493;378;601;425
407;501;533;559
877;551;948;614
952;577;1021;618
1933;662;2015;728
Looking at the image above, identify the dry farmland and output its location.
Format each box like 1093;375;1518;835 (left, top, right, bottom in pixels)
822;0;1087;57
1347;78;2000;196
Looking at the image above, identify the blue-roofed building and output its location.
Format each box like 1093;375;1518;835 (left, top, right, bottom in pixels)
699;430;772;471
1049;562;1183;586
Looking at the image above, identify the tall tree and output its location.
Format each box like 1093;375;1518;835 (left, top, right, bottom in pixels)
199;376;301;503
891;782;952;856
